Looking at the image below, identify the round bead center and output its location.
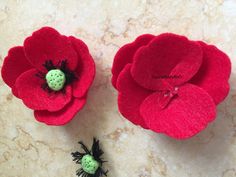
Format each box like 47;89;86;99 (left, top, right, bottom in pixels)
81;155;99;174
45;69;66;91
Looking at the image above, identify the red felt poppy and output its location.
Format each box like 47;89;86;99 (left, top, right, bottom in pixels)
112;33;231;139
1;27;95;126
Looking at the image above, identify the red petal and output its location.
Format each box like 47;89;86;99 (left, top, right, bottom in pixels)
34;98;86;126
140;84;216;139
112;34;155;88
24;27;78;72
190;42;231;105
131;33;203;91
12;85;19;98
69;36;95;98
117;64;152;128
1;46;32;88
15;69;72;111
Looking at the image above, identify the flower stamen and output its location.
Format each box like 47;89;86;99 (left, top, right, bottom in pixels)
45;69;66;91
37;60;77;92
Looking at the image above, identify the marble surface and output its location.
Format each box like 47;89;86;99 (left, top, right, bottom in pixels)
0;0;236;177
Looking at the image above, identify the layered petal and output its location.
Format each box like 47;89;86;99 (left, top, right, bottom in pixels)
117;64;152;128
34;98;86;125
1;46;32;88
15;69;72;111
190;42;231;104
24;27;78;72
69;36;95;98
131;33;203;91
140;84;216;139
112;34;155;88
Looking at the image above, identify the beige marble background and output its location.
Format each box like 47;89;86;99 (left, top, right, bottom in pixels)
0;0;236;177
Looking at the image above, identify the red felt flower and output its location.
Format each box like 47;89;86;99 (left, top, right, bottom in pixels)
1;27;95;125
112;33;231;139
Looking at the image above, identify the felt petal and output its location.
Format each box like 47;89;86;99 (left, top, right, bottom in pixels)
15;69;72;111
34;98;86;126
117;64;152;128
140;84;216;139
190;42;231;105
24;27;78;72
1;46;32;88
12;85;19;98
112;34;155;88
131;33;203;91
69;36;95;98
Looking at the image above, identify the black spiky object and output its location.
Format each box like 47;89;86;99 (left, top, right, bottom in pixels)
71;138;108;177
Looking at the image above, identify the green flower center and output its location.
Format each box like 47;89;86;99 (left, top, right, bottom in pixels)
45;69;66;91
81;155;99;174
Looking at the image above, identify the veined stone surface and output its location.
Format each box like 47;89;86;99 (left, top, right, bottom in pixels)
0;0;236;177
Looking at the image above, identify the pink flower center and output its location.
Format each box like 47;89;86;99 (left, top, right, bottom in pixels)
157;80;179;110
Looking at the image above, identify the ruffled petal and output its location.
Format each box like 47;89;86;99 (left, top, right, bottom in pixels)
112;34;155;88
117;64;152;128
24;27;78;72
34;98;86;126
12;85;19;98
69;36;95;98
1;46;32;88
15;69;72;111
190;42;231;104
140;83;216;139
131;33;203;91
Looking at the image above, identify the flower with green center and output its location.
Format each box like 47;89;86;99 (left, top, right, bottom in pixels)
1;27;96;126
81;154;99;175
45;69;66;91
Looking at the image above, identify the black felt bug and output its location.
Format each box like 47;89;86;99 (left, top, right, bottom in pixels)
71;138;108;177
